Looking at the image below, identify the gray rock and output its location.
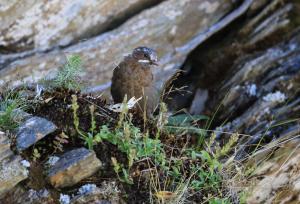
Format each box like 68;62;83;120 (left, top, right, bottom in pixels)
16;116;57;151
0;132;28;198
0;131;12;161
0;0;234;90
47;148;102;188
71;181;123;204
0;0;161;52
0;186;54;204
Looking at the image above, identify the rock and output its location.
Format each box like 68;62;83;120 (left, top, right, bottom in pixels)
240;0;293;46
71;181;123;204
189;88;208;115
0;0;234;90
0;132;28;198
16;116;57;151
0;131;11;161
0;0;162;52
47;148;102;188
1;186;54;204
207;30;300;158
246;139;300;204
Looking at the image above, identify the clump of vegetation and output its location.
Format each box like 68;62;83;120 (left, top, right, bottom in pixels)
69;90;238;203
71;94;100;150
0;91;27;131
1;55;250;204
41;54;83;90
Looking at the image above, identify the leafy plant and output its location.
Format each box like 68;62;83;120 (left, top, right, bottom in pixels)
0;91;27;131
111;157;133;184
55;55;83;89
40;54;83;90
97;123;166;168
209;197;231;204
71;95;99;150
184;150;222;192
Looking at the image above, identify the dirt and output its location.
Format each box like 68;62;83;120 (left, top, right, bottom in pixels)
13;88;183;203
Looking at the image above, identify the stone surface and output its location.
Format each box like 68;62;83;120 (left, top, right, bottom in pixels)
1;187;54;204
0;131;11;161
0;0;161;52
0;132;28;198
16;116;57;151
71;181;123;204
205;30;300;159
47;148;102;188
0;0;234;90
246;139;300;204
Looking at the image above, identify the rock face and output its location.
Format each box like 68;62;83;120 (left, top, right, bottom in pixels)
47;148;102;188
71;182;123;204
245;139;300;203
0;131;28;198
0;0;162;52
16;116;57;151
0;0;234;90
1;187;54;204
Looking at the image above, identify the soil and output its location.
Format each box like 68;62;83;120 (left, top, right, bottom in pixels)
13;88;202;203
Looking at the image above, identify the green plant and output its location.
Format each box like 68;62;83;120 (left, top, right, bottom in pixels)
32;148;41;162
71;95;99;150
93;99;167;183
97;123;166;168
53;132;69;152
208;197;231;204
111;157;133;184
0;91;27;131
188;150;222;192
41;54;83;90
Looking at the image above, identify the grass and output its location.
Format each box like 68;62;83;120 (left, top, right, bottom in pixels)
71;94;99;150
1;54;298;204
40;54;83;90
0;90;27;131
69;90;240;203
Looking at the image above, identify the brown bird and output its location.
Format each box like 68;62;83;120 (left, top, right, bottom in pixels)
111;47;160;116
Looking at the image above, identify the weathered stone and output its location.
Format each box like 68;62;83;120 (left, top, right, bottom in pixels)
0;132;28;198
189;88;208;115
246;139;300;204
1;186;54;204
0;0;162;52
47;148;102;188
239;0;293;46
16;116;57;151
0;131;11;161
0;0;234;90
71;182;123;204
212;32;300;140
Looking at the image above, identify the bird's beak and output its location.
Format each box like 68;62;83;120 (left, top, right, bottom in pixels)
151;60;159;66
149;53;158;66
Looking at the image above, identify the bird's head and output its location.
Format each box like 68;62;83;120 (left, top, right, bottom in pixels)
132;47;158;66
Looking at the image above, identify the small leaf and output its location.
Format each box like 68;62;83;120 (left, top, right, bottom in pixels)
167;114;209;126
155;191;175;199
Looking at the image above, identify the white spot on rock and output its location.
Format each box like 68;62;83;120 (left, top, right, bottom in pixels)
263;91;286;103
164;9;182;20
78;184;97;195
47;156;60;166
59;194;70;204
20;160;31;168
169;26;177;36
246;84;257;97
198;1;220;13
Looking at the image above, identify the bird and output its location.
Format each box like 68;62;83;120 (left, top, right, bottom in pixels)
111;47;160;116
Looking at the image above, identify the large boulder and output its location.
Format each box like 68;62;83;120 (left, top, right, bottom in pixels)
0;0;234;90
0;0;161;52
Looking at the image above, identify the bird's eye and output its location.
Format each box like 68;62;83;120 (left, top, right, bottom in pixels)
144;53;148;58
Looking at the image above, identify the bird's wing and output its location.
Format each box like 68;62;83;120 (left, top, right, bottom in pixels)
111;62;128;103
